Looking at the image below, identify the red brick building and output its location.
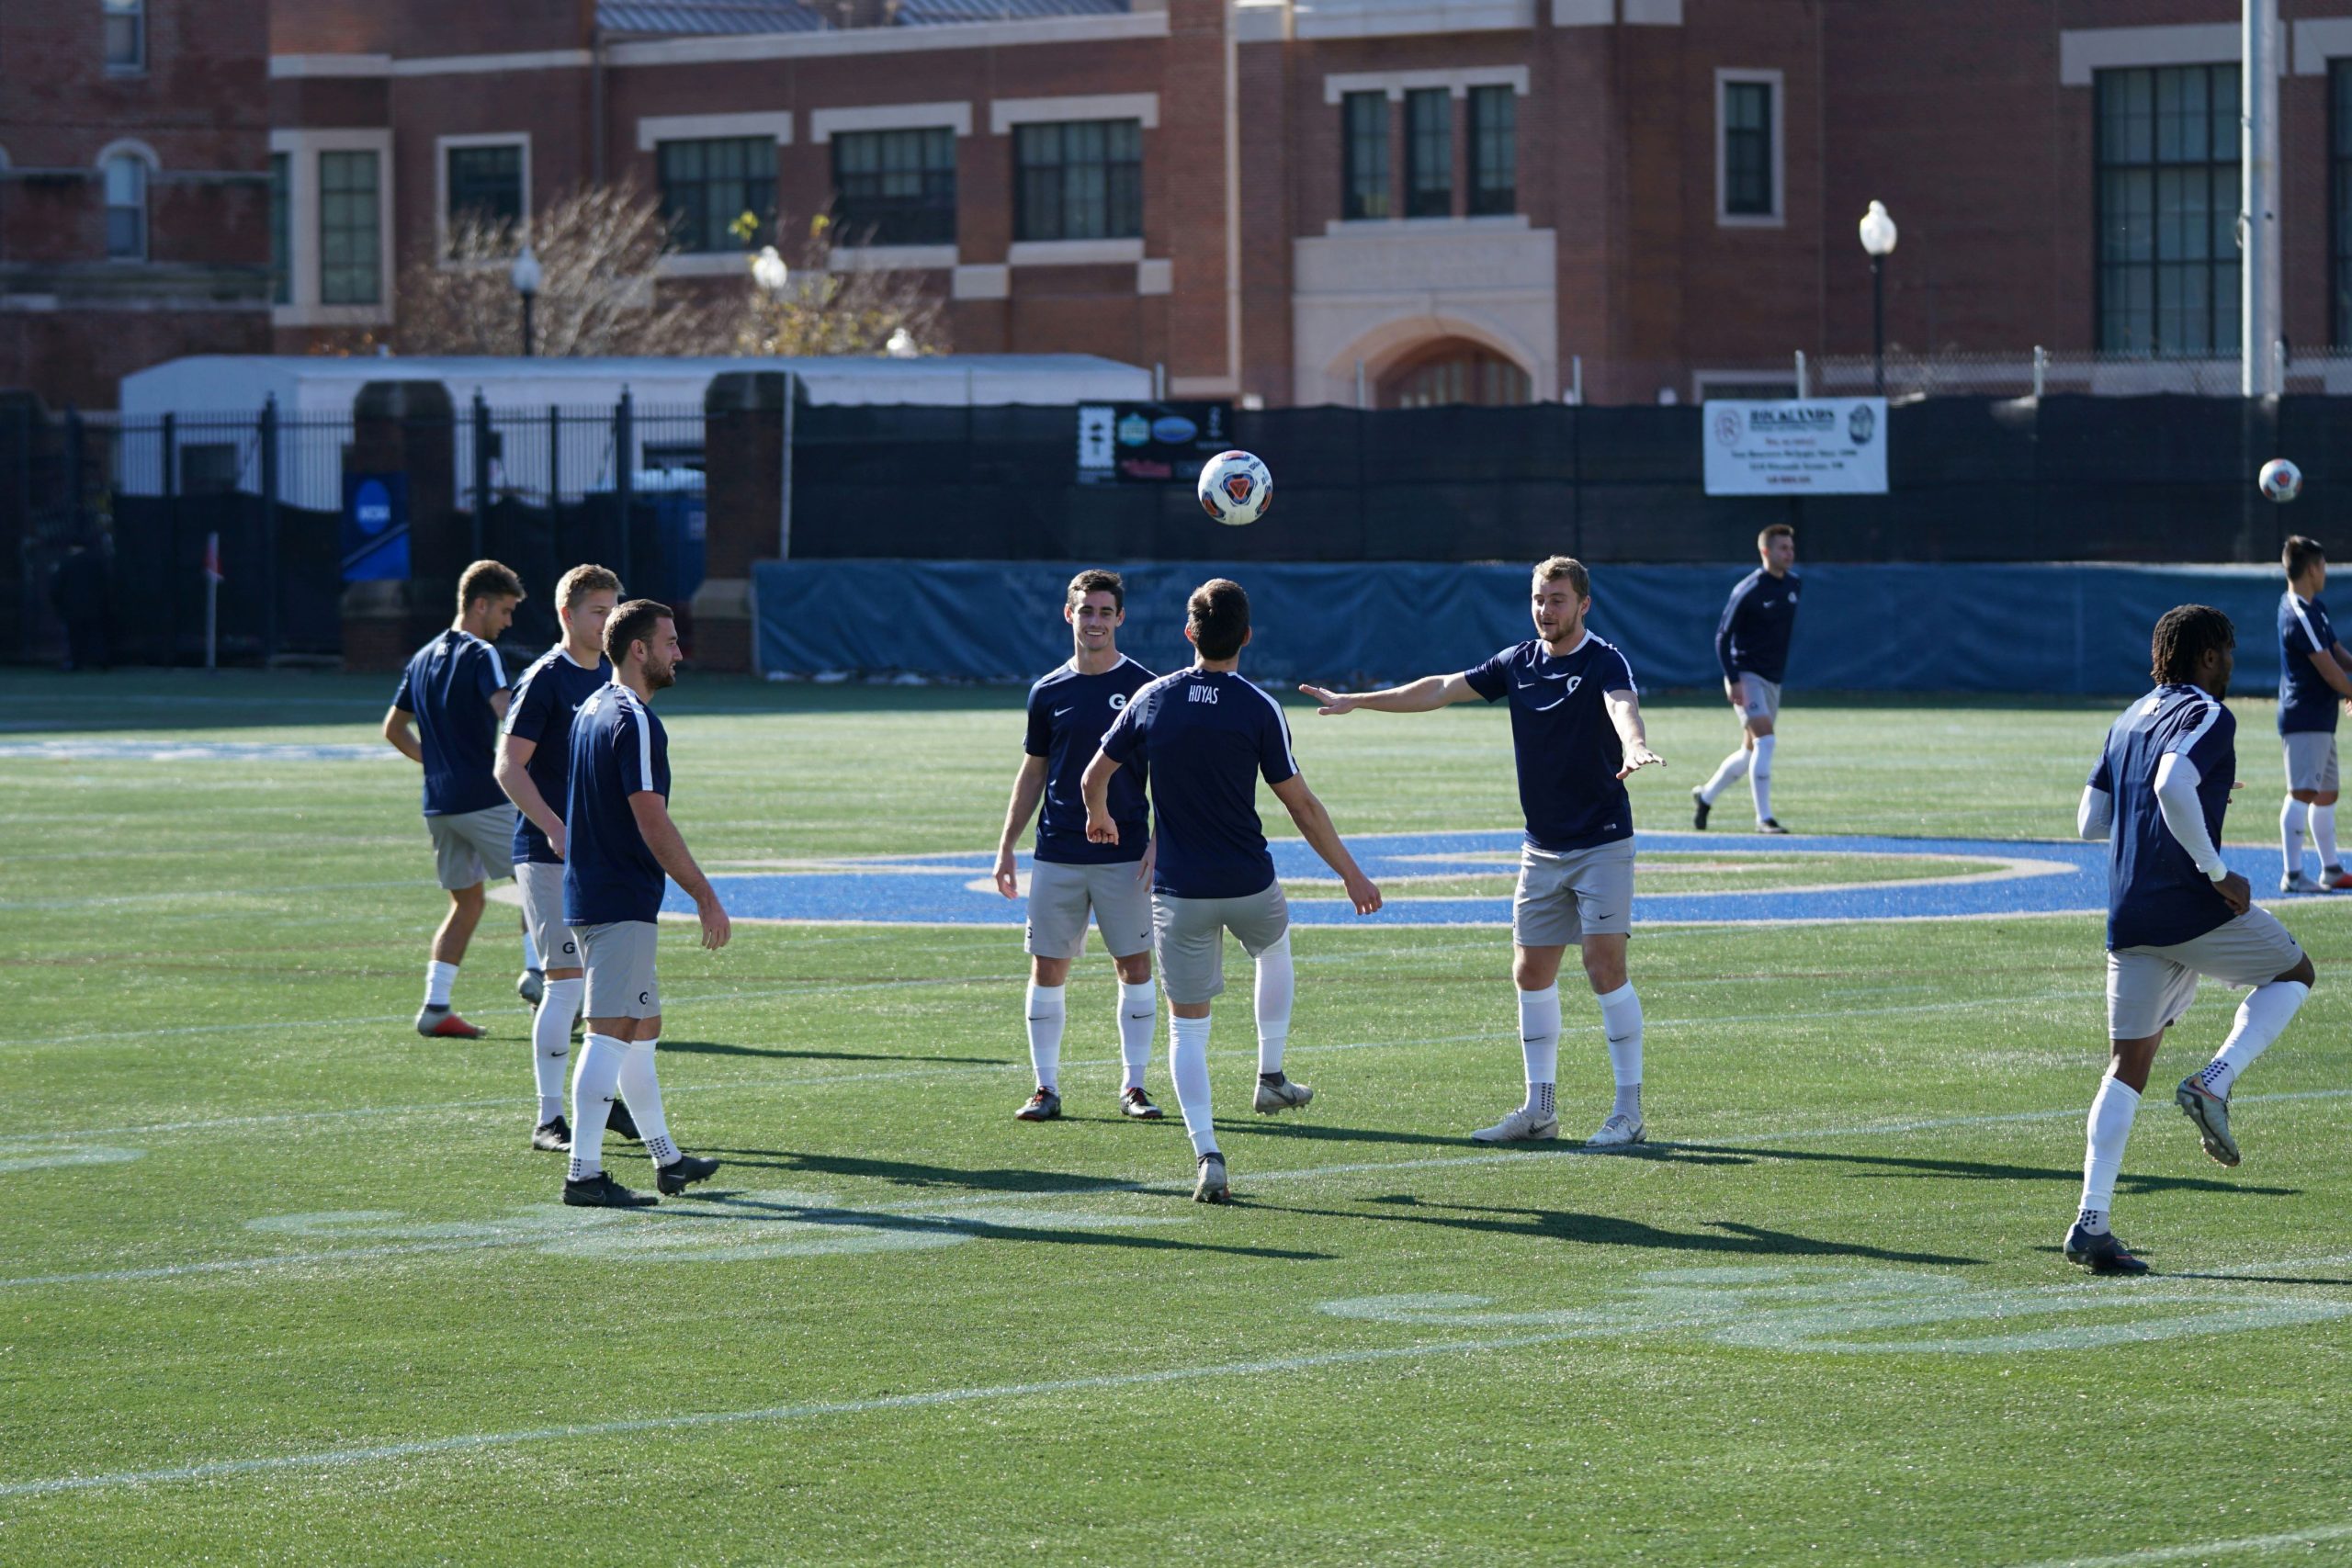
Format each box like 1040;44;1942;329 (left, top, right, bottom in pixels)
18;1;2352;408
0;0;273;409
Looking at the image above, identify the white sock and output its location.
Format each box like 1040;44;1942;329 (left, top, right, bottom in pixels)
1698;746;1749;806
2193;979;2310;1099
1599;981;1643;1120
2315;804;2342;872
1118;978;1157;1090
1170;1013;1216;1157
533;977;582;1123
2077;1073;2141;1220
521;924;541;973
424;959;458;1009
1517;983;1560;1118
1254;932;1294;1077
2282;795;2309;879
566;1033;627;1179
616;1039;677;1164
1024;981;1066;1092
1750;734;1777;822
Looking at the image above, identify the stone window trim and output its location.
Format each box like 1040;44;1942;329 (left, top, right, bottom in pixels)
435;133;532;268
104;0;146;76
809;103;974;144
1715;67;1784;228
634;113;794;152
989;94;1159;134
1320;66;1529;106
268;128;396;329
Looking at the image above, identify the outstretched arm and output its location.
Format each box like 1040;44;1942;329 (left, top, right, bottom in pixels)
1268;773;1381;914
991;755;1050;898
628;792;731;949
1298;672;1480;715
1603;688;1664;779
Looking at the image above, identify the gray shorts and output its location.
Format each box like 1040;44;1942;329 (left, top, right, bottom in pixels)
2106;908;2305;1039
515;862;580;972
1513;838;1635;948
1729;672;1781;724
427;804;519;891
1026;857;1154;961
1152;883;1289;1005
577;920;662;1020
2284;731;2340;793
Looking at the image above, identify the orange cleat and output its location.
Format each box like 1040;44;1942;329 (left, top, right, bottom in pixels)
414;1005;484;1039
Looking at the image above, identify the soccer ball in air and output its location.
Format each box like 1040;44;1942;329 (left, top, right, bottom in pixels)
2260;457;2303;503
1197;449;1272;526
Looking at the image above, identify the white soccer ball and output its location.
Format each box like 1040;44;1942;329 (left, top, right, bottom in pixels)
1196;449;1272;526
2260;457;2303;503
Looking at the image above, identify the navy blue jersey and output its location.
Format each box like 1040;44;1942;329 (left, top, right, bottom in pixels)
1715;568;1801;683
2277;592;2341;735
1025;655;1156;865
1464;634;1639;854
2089;683;2236;951
390;629;509;816
563;682;672;927
1098;669;1298;899
502;645;615;864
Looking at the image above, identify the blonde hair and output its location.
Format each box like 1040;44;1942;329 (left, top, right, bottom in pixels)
556;563;622;611
456;559;525;613
1531;556;1590;599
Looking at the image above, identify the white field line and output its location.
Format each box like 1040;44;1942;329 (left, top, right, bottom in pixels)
0;986;2107;1145
6;1083;2347;1293
2009;1519;2352;1567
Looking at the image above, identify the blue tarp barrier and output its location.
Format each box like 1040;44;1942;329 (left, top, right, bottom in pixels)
752;559;2290;694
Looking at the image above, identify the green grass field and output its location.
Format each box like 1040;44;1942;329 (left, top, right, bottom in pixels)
5;670;2350;1565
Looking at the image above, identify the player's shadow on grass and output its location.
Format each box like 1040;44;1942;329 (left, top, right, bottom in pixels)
1227;1122;1755;1166
685;1190;1330;1262
1260;1196;1982;1266
1670;1143;2298;1199
698;1148;1144;1196
660;1038;1014;1066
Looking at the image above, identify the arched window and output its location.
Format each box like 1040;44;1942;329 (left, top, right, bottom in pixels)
105;154;147;259
1378;340;1532;408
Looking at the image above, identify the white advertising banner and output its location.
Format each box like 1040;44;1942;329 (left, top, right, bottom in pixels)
1702;398;1889;495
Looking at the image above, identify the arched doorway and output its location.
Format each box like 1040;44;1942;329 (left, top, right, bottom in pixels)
1377;339;1533;408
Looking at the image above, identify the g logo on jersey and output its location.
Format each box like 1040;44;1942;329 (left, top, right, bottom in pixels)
1108;694;1128;711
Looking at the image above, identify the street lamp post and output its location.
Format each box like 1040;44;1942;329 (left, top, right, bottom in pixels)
1858;200;1897;396
510;244;542;357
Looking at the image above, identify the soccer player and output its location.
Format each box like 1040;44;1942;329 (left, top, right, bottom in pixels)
560;598;732;1209
1694;523;1799;834
1081;579;1383;1203
1301;556;1664;1148
2273;536;2352;894
497;563;634;1152
383;559;526;1038
2069;604;2316;1274
990;570;1163;1122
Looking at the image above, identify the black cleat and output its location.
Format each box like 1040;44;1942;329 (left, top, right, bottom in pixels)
563;1171;656;1208
1757;818;1790;835
655;1152;720;1195
1691;789;1711;830
605;1099;641;1143
531;1116;571;1153
2063;1224;2149;1275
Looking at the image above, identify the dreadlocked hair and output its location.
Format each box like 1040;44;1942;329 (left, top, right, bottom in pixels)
2150;604;2234;686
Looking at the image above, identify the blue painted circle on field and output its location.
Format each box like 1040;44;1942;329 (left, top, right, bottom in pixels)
678;830;2266;928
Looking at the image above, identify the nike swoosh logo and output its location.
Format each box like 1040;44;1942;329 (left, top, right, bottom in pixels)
1052;707;1073;718
1540;671;1571;681
1529;698;1566;712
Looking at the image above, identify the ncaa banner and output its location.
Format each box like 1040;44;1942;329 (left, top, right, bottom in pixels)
1703;398;1888;495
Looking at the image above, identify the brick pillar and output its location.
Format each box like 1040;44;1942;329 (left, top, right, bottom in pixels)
1162;0;1235;393
342;379;457;672
696;370;786;673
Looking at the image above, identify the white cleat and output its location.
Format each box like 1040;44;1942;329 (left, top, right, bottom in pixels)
1587;1111;1646;1148
517;968;546;1007
1193;1152;1230;1203
1469;1105;1559;1144
1252;1075;1314;1113
2281;871;2325;896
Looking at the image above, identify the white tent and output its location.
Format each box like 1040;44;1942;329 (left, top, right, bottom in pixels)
115;354;1153;509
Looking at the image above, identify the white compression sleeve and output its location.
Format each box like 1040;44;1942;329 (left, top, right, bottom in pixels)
1024;982;1066;1092
2153;752;2226;879
2283;795;2310;879
2077;785;2114;840
533;977;582;1123
1253;932;1294;1076
616;1041;675;1164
